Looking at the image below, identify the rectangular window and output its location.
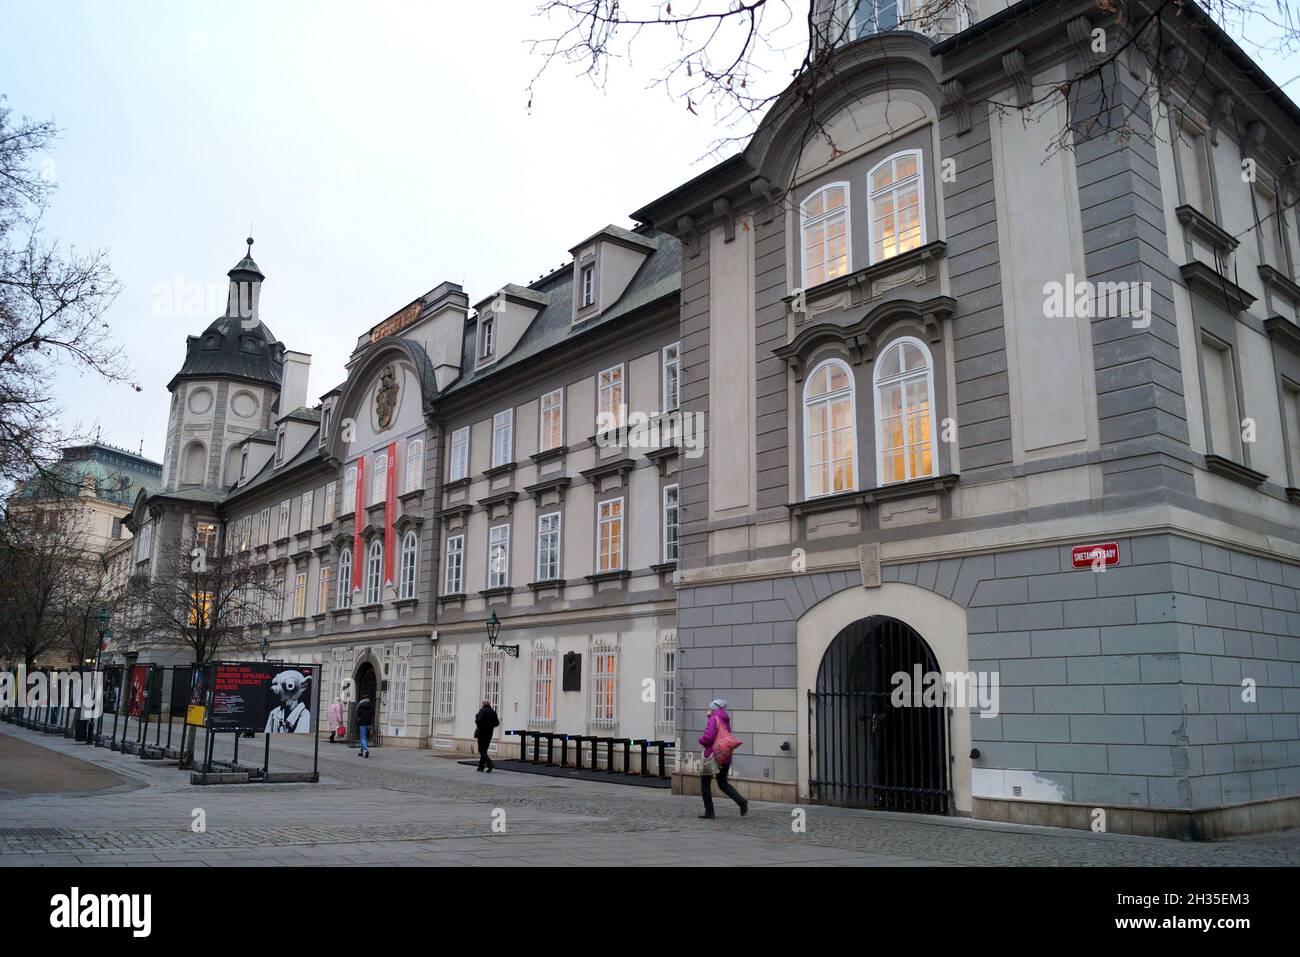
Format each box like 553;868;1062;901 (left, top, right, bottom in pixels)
1284;384;1300;485
1176;117;1214;215
292;572;307;618
488;524;510;588
258;508;270;546
323;482;337;524
195;521;219;556
405;438;424;493
273;577;285;620
372;451;388;505
590;649;618;726
597;498;624;573
1201;335;1242;461
662;484;679;563
278;500;290;539
320;407;332;446
299;490;313;533
111;517;123;540
662;342;681;412
444;534;465;594
342;465;357;515
581;263;595;306
531;652;555;725
391;658;409;719
317;565;332;614
434;656;457;720
482;655;503;712
449;427;469;481
539;389;564;452
1256;181;1290;273
597;364;624;431
536;512;561;582
492;409;513;468
481;317;495;358
659;646;677;729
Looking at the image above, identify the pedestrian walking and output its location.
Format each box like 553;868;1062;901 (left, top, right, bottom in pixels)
698;698;748;819
328;698;344;743
355;695;373;758
474;699;499;772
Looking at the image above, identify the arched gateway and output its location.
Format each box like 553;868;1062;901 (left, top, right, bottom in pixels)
809;615;951;814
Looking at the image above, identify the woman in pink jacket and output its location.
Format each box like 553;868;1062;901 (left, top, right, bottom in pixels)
698;698;749;819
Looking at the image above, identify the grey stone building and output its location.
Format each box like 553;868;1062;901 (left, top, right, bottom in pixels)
632;0;1300;837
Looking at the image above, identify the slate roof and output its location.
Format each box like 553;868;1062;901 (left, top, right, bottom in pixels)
168;315;285;390
224;426;327;502
445;228;681;396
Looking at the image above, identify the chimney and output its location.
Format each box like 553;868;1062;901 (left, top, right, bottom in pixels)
280;351;312;414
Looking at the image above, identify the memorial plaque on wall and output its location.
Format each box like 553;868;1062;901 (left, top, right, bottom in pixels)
562;651;581;692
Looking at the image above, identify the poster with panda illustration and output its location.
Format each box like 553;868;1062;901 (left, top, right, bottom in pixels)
206;662;314;733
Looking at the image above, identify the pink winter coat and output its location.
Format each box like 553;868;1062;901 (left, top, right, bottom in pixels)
328;700;343;728
698;708;731;763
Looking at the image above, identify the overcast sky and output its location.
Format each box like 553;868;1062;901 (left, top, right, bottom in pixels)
2;1;1295;465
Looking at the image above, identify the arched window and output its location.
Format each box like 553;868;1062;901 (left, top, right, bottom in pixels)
803;359;857;498
874;337;937;485
399;531;418;600
868;150;925;263
365;539;383;605
336;548;352;609
182;442;206;486
800;183;851;288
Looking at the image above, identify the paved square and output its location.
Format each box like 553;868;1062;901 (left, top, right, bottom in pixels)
2;723;1298;867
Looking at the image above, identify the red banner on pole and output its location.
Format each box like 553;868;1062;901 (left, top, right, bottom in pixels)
351;456;365;595
383;441;397;586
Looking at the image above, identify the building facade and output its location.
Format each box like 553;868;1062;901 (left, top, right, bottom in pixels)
120;0;1300;836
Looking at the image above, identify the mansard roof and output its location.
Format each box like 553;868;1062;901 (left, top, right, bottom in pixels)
444;227;680;397
169;314;285;391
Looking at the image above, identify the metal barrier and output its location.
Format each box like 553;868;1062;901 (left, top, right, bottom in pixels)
506;729;673;779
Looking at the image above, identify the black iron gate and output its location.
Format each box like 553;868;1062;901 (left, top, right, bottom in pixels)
808;615;951;814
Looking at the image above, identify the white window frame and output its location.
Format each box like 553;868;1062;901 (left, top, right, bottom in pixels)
365;538;383;605
658;643;678;730
317;564;332;614
278;499;291;539
596;497;625;573
488;524;510;589
536;511;562;582
662;483;679;563
597;363;625;431
258;507;270;546
292;571;307;619
444;534;465;595
434;655;457;721
662;342;681;412
449;427;469;482
405;438;424;493
481;654;503;712
480;315;495;358
867;149;926;265
391;657;409;720
371;451;388;506
299;490;314;533
873;336;938;486
531;650;556;726
399;530;418;600
323;481;337;524
589;646;618;727
491;409;513;468
800;181;852;288
336;548;352;609
581;263;595;306
342;465;357;515
803;357;858;499
539;388;564;452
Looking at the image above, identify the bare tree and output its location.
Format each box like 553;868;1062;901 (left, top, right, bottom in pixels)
0;96;135;504
0;505;89;670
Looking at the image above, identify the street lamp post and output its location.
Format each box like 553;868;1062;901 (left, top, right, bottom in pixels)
79;607;111;743
485;611;519;658
260;637;271;661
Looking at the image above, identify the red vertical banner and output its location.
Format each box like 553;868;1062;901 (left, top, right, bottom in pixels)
383;440;397;586
351;456;365;595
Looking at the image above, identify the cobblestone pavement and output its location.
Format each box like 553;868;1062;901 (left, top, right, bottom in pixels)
2;722;1298;866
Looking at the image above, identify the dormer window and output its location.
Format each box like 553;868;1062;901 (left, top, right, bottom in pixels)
239;446;248;481
581;264;596;307
276;430;286;465
320;406;332;447
480;316;495;359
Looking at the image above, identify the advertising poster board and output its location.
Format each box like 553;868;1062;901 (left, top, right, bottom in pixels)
126;665;150;719
208;662;315;734
185;666;210;727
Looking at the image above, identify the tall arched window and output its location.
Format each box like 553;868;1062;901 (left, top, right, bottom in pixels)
803;359;857;498
336;548;352;609
868;150;925;263
874;337;937;485
399;531;418;600
800;183;851;288
365;539;383;605
182;441;206;486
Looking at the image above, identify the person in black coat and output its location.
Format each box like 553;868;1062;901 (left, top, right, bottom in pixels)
355;696;374;758
474;700;499;771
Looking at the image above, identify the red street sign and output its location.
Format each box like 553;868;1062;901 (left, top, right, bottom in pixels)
1072;542;1119;568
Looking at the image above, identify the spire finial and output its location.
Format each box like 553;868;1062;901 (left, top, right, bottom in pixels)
246;235;254;256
